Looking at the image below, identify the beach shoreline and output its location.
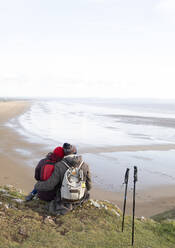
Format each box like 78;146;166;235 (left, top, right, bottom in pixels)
0;100;175;217
79;144;175;154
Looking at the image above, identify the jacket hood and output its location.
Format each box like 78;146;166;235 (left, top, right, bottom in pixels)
63;154;83;167
46;152;61;163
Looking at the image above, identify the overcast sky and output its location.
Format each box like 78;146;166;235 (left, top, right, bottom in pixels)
0;0;175;98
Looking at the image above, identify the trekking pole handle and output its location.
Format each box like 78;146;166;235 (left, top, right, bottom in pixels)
134;166;138;182
124;168;130;184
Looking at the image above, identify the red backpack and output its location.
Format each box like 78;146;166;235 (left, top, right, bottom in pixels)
40;160;55;181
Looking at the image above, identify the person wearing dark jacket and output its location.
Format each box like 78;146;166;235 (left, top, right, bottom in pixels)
25;146;64;201
35;146;92;215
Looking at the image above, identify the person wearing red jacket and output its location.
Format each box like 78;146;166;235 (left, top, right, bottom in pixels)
25;146;64;201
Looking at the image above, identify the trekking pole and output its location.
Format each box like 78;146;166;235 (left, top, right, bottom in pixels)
122;168;130;232
132;166;138;246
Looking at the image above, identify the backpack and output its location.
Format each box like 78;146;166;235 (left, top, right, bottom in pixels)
40;160;55;181
60;160;86;202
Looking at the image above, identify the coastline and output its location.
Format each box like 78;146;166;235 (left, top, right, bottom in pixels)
79;144;175;154
0;100;36;192
0;100;175;217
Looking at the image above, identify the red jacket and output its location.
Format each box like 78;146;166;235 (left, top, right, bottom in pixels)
35;153;62;201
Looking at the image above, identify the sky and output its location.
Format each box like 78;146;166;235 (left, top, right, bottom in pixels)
0;0;175;99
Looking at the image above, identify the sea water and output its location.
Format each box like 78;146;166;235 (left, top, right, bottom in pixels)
83;150;175;191
6;98;175;190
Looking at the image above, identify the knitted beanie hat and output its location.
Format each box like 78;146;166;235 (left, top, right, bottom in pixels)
53;146;64;159
63;143;77;155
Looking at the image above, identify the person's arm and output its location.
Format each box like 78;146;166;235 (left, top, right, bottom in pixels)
35;164;61;191
35;159;45;181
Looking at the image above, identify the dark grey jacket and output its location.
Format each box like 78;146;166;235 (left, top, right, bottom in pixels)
35;155;92;199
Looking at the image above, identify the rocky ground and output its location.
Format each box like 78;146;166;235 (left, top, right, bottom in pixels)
0;185;175;248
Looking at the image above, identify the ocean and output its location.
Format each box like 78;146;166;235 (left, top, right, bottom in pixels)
6;98;175;191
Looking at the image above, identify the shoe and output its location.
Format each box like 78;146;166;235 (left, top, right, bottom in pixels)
25;193;35;201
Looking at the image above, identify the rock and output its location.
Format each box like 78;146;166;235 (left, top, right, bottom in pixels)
111;209;120;217
137;216;146;222
2;193;14;198
12;199;24;204
44;216;55;225
103;200;121;212
100;203;108;210
90;199;101;208
4;185;14;189
4;204;9;209
114;204;120;210
0;189;7;193
141;216;146;221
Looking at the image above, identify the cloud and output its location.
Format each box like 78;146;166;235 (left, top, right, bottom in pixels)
87;0;105;3
155;0;175;14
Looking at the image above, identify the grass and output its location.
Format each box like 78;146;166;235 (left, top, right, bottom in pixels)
151;208;175;222
0;185;175;248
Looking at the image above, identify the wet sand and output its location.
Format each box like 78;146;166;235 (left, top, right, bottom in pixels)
79;144;175;154
0;100;175;217
91;185;175;217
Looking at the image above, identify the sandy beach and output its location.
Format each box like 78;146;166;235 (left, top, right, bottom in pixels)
0;100;175;217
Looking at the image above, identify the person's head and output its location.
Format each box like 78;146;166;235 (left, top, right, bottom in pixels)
63;143;77;156
52;146;64;160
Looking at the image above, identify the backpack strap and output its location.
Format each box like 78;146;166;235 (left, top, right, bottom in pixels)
78;161;84;169
62;160;71;169
62;160;84;170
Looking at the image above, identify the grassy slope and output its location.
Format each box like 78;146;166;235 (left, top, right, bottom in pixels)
0;185;175;248
152;208;175;222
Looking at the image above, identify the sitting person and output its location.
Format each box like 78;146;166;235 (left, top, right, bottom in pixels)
34;145;92;215
25;146;64;201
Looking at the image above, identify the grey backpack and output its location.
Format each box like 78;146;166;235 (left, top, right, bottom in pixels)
61;160;86;201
